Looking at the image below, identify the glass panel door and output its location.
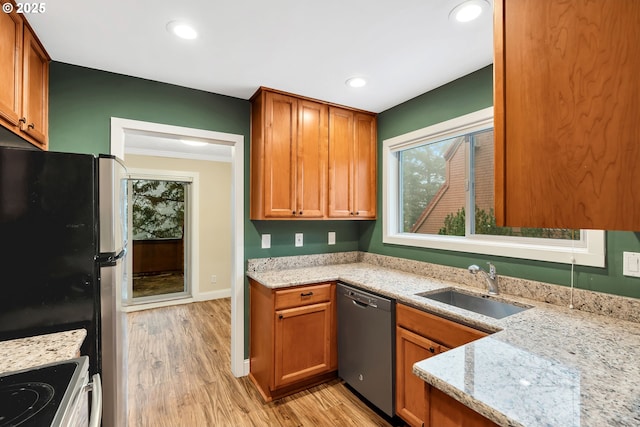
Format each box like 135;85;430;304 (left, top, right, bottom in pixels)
128;178;191;302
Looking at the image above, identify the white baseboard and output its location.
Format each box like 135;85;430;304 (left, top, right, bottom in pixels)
243;358;250;376
122;288;231;312
122;297;194;312
195;288;232;301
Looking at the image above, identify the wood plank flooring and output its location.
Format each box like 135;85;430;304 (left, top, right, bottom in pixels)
127;298;393;426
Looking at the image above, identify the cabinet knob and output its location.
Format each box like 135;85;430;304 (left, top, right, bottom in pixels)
429;347;435;353
292;211;296;215
28;123;35;130
19;117;26;124
299;211;303;215
278;314;284;319
350;212;354;216
355;211;360;215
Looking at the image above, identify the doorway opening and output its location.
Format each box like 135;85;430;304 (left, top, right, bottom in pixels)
130;178;191;301
111;117;246;377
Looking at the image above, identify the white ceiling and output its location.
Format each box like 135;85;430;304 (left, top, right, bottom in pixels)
27;0;494;114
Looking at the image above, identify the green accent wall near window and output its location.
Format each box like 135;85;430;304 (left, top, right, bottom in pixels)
361;65;640;299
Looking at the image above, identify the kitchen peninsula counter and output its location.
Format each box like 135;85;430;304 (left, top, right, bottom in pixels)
0;329;87;374
247;253;640;427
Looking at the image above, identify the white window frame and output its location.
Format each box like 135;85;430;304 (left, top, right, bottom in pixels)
382;107;606;267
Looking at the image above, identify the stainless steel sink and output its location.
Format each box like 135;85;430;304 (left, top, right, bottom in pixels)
415;288;531;319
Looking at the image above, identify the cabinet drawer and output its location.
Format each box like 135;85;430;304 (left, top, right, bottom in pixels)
397;303;486;349
275;283;333;310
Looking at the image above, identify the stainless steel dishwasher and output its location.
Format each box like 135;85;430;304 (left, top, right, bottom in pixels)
337;282;395;417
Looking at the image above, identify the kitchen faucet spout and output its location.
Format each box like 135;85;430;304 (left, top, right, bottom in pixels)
468;262;499;295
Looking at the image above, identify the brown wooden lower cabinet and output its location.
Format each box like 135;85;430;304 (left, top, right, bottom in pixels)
429;387;498;427
249;279;337;402
396;303;493;427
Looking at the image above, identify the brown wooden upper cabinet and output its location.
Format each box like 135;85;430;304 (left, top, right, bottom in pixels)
494;0;640;231
250;87;377;220
250;89;328;219
0;0;49;150
328;107;377;219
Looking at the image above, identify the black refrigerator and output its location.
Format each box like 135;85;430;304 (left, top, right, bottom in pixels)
0;146;128;427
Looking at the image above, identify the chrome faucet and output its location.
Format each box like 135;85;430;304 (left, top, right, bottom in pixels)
468;262;499;295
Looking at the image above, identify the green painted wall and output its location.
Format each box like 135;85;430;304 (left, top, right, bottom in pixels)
49;62;249;154
360;65;640;299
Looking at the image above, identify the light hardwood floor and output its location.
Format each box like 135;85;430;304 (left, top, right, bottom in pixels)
127;298;393;426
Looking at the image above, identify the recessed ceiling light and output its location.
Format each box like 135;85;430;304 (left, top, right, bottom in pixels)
346;77;367;88
450;0;488;23
167;21;198;40
181;139;207;147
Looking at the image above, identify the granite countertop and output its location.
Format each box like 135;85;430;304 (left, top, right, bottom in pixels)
248;261;640;427
0;329;87;375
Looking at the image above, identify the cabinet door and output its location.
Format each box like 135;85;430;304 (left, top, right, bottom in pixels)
429;387;498;427
396;326;445;427
263;92;297;218
352;113;376;218
21;26;48;148
0;4;22;128
494;0;640;230
329;107;377;219
328;107;354;217
296;100;328;218
274;301;333;388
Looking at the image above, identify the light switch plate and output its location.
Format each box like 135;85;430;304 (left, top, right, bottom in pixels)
295;233;303;247
328;231;336;245
261;234;271;249
623;251;640;277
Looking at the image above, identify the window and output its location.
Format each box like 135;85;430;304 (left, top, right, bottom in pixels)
382;107;605;267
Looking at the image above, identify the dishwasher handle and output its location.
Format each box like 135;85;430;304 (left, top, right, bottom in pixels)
352;299;369;309
342;291;378;308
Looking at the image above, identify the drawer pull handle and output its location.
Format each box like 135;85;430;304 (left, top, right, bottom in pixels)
300;292;314;297
429;347;435;353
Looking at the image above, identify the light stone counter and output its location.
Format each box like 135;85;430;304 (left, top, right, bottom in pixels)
247;252;640;427
0;329;87;374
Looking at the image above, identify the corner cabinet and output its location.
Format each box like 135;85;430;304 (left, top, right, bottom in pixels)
328;107;377;219
494;0;640;230
249;279;337;402
250;87;377;220
395;304;496;427
0;0;49;149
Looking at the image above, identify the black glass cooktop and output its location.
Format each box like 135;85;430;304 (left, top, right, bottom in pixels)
0;362;77;427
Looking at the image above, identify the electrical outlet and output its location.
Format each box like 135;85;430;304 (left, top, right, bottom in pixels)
261;234;271;249
295;233;303;247
328;231;336;245
211;275;217;283
623;252;640;278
